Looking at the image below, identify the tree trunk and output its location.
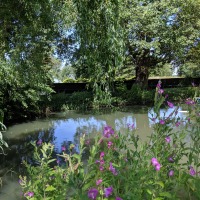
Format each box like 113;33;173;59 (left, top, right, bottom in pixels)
135;65;149;88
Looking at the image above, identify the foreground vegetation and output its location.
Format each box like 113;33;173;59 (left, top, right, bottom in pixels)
18;83;200;200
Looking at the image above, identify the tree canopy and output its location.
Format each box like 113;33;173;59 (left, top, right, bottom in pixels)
0;0;74;122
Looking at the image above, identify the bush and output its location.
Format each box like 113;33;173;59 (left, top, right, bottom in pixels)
19;82;200;200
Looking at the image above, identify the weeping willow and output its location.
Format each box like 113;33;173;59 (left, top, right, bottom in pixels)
74;0;125;107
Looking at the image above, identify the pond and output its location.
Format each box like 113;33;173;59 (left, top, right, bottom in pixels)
0;105;188;200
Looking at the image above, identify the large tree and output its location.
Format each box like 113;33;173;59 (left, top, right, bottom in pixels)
74;0;125;105
122;0;200;86
0;0;74;122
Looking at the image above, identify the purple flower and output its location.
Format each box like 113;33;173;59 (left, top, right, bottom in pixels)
103;125;114;138
185;98;195;105
165;136;171;143
155;163;161;171
167;101;174;108
18;179;22;185
104;186;113;198
100;166;104;171
158;89;164;94
159;119;165;125
100;160;105;165
116;197;123;200
189;166;196;176
151;158;159;166
128;123;135;129
108;141;113;149
109;162;118;175
192;82;195;87
175;121;181;127
96;179;102;185
156;82;161;89
168;157;174;163
100;152;105;158
37;139;42;145
151;158;161;171
168;170;174;177
24;191;34;197
85;140;90;145
61;146;66;151
88;188;99;200
56;159;60;164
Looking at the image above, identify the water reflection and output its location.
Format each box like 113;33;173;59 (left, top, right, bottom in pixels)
5;106;189;152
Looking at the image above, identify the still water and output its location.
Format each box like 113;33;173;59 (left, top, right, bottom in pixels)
0;106;188;200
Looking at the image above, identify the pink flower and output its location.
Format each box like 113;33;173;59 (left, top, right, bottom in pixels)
159;119;165;125
99;166;104;171
155;163;161;171
109;162;118;175
36;139;42;145
107;141;113;149
96;179;102;185
85;140;90;145
158;89;164;94
116;197;123;200
165;136;171;143
103;125;114;138
189;166;196;176
175;121;181;127
185;98;195;105
104;186;113;198
167;101;174;108
100;160;105;165
151;158;159;166
100;152;105;158
168;170;174;177
156;82;161;89
61;146;66;151
24;191;34;197
151;158;161;171
168;157;174;163
88;188;98;200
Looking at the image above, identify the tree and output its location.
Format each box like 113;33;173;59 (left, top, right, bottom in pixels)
178;43;200;77
121;0;200;87
74;0;125;106
0;0;74;122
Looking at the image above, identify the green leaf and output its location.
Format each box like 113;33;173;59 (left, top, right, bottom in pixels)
154;181;164;188
159;192;172;198
45;185;56;191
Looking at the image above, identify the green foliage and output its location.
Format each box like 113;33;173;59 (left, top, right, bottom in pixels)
20;85;200;199
122;0;200;85
69;91;93;110
0;59;53;122
63;78;76;83
0;121;8;155
74;0;125;106
0;0;74;121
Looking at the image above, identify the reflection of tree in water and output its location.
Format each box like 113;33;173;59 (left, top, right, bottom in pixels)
0;126;56;171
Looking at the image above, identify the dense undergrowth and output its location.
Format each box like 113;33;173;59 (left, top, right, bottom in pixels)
48;84;198;112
